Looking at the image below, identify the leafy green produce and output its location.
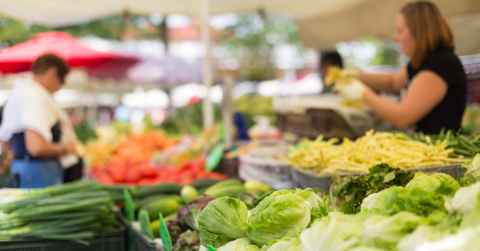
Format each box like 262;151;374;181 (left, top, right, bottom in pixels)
198;197;248;248
333;164;414;214
361;186;445;216
361;212;428;249
260;228;303;251
406;172;460;196
203;179;246;198
173;230;202;251
299;212;368;251
446;183;480;215
73;120;97;143
215;237;260;251
177;194;216;231
139;210;155;239
166;220;183;243
459;153;480;186
246;190;313;246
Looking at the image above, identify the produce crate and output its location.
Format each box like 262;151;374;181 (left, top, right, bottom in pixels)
0;225;126;251
276;109;358;140
117;213;164;251
214;157;239;179
291;163;468;191
239;146;294;190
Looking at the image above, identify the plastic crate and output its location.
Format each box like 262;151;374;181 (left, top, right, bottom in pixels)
0;225;126;251
117;213;164;251
214;157;239;179
291;163;467;191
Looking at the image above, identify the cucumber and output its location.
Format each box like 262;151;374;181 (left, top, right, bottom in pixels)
141;197;180;221
190;179;222;189
203;179;245;198
137;183;183;198
140;195;183;208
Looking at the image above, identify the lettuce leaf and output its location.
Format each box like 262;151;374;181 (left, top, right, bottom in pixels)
406;172;460;196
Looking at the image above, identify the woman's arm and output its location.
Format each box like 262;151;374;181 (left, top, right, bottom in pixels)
359;67;408;93
24;129;75;158
363;70;447;127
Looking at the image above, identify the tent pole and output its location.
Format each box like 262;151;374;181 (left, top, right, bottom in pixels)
200;0;214;128
222;76;233;149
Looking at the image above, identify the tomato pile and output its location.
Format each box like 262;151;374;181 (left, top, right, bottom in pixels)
90;158;228;186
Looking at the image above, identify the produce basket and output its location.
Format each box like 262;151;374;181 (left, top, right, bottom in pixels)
291;163;467;190
0;225;126;251
239;146;293;190
117;213;164;251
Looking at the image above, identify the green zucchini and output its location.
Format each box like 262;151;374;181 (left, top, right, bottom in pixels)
141;197;180;221
140;195;183;208
137;183;183;198
203;179;245;198
190;179;222;189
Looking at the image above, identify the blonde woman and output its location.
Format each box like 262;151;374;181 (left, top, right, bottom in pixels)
337;1;466;134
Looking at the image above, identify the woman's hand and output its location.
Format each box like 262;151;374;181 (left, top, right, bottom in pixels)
336;79;368;101
65;142;76;155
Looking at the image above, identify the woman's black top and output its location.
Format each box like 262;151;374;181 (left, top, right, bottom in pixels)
11;122;61;160
406;49;467;134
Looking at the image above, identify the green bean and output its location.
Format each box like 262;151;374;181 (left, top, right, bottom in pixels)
439;128;445;138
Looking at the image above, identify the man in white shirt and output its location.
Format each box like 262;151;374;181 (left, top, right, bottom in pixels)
0;54;76;188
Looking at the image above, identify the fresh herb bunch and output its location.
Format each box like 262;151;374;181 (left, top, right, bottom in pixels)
333;163;415;214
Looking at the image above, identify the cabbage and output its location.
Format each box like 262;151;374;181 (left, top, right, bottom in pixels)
462;153;480;183
361;212;427;249
247;190;312;246
361;186;445;216
406;172;460;196
215;238;260;251
348;248;388;251
396;225;450;251
260;228;303;251
300;212;368;251
198;197;248;248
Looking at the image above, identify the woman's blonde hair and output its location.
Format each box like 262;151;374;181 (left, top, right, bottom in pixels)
401;1;454;68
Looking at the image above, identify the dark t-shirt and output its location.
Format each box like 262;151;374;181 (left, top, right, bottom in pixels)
11;122;62;160
406;49;467;134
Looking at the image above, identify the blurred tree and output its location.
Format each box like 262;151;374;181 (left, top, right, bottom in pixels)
366;37;401;66
0;15;126;48
218;12;303;82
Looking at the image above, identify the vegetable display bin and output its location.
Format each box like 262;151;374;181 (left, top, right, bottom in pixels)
214;156;239;179
239;146;294;190
290;167;364;191
117;213;164;251
291;163;467;191
0;225;126;251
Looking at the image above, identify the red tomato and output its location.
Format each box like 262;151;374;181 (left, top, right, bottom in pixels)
125;168;141;183
98;174;115;185
140;165;158;179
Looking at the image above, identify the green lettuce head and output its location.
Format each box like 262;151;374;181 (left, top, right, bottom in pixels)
247;190;312;246
260;228;303;251
198;197;248;248
300;212;368;251
361;186;445;216
406;172;460;196
217;238;260;251
361;212;427;249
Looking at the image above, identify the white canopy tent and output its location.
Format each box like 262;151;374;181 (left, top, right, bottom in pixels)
296;0;480;56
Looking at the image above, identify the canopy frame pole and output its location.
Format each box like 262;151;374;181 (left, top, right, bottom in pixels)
200;0;214;128
222;76;233;149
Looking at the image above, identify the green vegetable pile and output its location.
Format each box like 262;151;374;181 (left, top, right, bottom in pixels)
405;128;480;158
0;180;117;245
189;158;480;251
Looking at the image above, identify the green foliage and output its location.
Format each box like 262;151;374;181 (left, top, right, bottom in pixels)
0;14;125;47
160;103;222;135
218;13;303;81
333;164;415;214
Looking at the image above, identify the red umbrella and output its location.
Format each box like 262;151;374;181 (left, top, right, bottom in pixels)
0;31;138;74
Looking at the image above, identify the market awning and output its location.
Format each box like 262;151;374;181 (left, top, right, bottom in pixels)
295;0;480;55
0;31;139;74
